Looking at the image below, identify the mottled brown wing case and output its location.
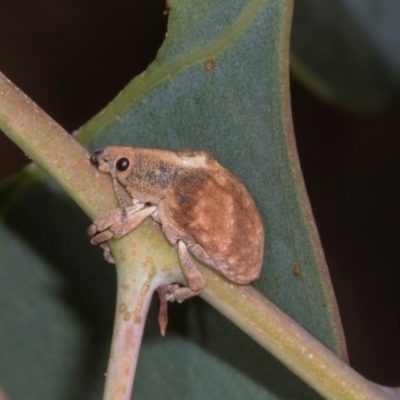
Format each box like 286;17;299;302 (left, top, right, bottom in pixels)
167;165;264;284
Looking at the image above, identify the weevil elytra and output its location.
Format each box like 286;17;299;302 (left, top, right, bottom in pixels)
88;146;264;306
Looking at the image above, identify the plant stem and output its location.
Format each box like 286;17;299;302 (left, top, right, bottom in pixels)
0;71;115;218
200;266;395;400
102;254;157;400
101;219;183;399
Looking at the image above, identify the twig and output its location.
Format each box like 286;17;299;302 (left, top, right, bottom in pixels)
201;267;396;400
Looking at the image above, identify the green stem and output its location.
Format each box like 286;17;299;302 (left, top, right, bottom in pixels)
101;216;185;398
0;71;115;218
200;266;395;400
102;252;157;400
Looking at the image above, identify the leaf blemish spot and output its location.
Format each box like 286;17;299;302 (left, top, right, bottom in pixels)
204;60;214;70
292;266;302;277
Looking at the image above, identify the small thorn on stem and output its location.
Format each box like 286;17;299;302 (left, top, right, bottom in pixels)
156;285;169;336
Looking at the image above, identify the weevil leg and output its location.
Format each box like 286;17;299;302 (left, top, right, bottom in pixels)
87;203;144;235
165;241;206;303
165;284;200;303
108;206;157;238
151;209;161;223
156;198;206;302
89;205;156;243
178;240;206;293
90;230;114;245
88;204;157;262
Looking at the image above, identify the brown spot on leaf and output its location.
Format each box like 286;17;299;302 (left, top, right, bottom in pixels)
292;266;302;277
205;60;214;70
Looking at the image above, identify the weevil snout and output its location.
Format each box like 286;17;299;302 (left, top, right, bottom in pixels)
90;149;104;167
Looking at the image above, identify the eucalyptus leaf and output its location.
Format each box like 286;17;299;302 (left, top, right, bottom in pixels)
0;0;346;399
291;0;400;110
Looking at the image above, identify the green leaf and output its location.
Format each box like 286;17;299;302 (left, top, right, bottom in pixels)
0;0;346;399
291;0;400;110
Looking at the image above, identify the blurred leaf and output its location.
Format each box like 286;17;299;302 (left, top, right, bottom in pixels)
291;0;400;110
0;171;117;400
0;0;346;399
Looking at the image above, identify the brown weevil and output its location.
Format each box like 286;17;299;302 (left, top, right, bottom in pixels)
88;146;264;311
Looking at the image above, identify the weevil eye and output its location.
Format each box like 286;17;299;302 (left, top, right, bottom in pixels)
116;157;130;171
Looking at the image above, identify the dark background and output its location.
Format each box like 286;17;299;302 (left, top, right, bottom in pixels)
0;0;399;386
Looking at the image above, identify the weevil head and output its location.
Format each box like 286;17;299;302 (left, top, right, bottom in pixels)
90;146;138;213
90;146;136;185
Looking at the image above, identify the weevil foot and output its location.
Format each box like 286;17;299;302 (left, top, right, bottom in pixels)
100;243;115;264
165;284;200;303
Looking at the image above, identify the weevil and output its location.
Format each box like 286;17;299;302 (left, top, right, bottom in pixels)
88;146;264;319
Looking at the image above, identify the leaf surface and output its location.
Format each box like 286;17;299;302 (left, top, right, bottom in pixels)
291;0;400;110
